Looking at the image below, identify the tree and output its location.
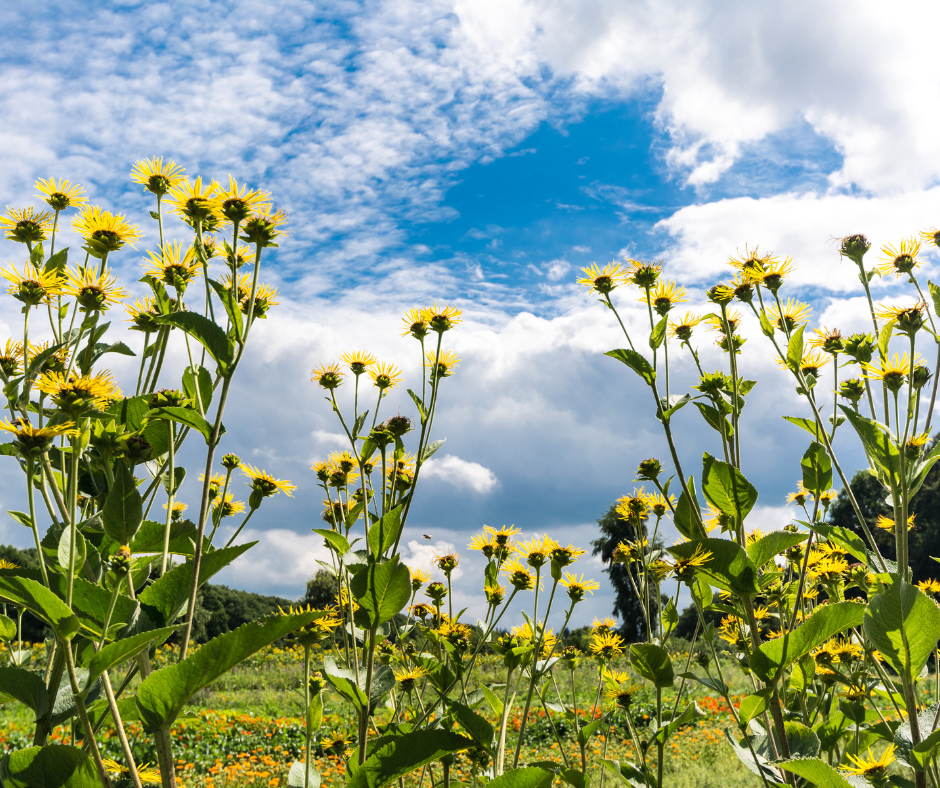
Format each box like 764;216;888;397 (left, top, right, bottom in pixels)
591;503;658;642
827;437;940;584
300;569;339;609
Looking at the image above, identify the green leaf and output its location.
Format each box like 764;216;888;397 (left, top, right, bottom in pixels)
783;415;824;439
912;726;940;769
0;613;14;640
485;768;556;788
82;626;177;690
350;556;411;628
738;688;772;723
677;672;728;696
801;441;833;495
449;699;495;751
805;522;867;564
102;461;143;545
136;611;323;730
156;311;234;372
346;729;473;788
183;364;214;411
140;542;254;624
605;348;655;384
777;758;854;788
421;438;445;462
306;692;323;733
481;684;504;717
0;666;48;717
724;728;784;784
758;309;775;337
786;324;805;372
840;406;900;481
649;315;668;350
367;505;404;556
313;529;351;555
667;538;759;597
751;601;866;682
878;321;893;359
406;389;428;422
577;713;609;748
130;518;196;555
662;598;678;637
146;406;214;443
6;511;33;529
208;277;244;341
649;702;705;748
674;476;708;540
630;643;673;687
746;531;807;567
288;760;321;788
864;580;940;678
0;745;100;788
660;393;692;422
44;248;68;278
323;656;368;708
0;575;80;639
783;721;821;759
600;760;645;788
162;465;186;496
701;452;758;522
694;402;734;438
57;528;87;572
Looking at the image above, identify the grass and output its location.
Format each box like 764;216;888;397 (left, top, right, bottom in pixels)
0;640;767;787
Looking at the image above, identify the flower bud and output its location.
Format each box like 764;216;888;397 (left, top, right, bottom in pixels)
840;234;870;265
110;545;132;576
221;453;242;470
636;458;662;480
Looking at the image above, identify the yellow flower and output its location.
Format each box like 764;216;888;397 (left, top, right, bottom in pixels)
671;543;713;581
719;615;740;644
468;531;499;559
130;157;186;196
426;350;460;378
72;206;143;253
668;311;703;341
369;362;402;391
0;340;23;376
576;262;626;295
401;308;430;339
64;266;128;312
0;206;54;244
311;363;345;390
920;227;940;248
0;558;19;570
126;297;163;333
409;566;431;591
878;238;921;277
214;175;271;224
394;666;429;692
35;371;117;413
875;513;915;533
0;419;79;457
241;283;279;319
728;245;775;280
0;263;63;306
422;303;462;333
624;259;662;288
341;350;377;374
862;352;923;390
143;242;202;291
759;257;795;292
843;744;895;778
560;572;599;602
239;463;296;498
642;279;687;315
917;578;940;595
786;482;810;506
515;535;558;569
767;297;811;332
485;524;521;545
240;206;289;247
550;542;586;567
591;617;617;634
35;178;87;211
589;631;624;659
809;326;844;354
874;301;927;333
503;558;535;591
102;759;162;785
212;493;246;518
616;487;652;520
166;177;223;225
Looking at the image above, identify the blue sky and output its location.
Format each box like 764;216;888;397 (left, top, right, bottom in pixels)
1;0;940;629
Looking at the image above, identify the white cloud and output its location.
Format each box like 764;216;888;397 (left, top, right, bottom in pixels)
544;259;570;281
745;506;798;534
422;454;499;493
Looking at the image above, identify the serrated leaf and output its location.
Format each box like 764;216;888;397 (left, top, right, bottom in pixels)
449;699;495;751
751;601;866;683
350;556;411;628
701;452;758;522
102;461;143;544
156;311;233;372
367;505;404;556
674;476;708;540
777;758;854;788
782;415;823;438
486;768;556;788
0;745;100;788
345;730;475;788
82;626;177;690
864;580;940;679
57;528;87;572
421;438;445;462
406;389;428;422
183;364;214;412
208;277;244;341
130;518;196;554
630;643;673;687
605;348;655;384
136;611;323;730
649;314;668;350
0;666;48;717
0;575;80;639
758;309;775;337
288;760;321;788
313;528;351;555
146;405;214;443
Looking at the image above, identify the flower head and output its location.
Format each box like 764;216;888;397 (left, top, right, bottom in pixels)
862;352;924;392
0;419;79;458
64;266;127;312
503;558;535;591
72;206;142;254
341;350;377;375
643;279;687;316
875;513;916;533
589;631;624;660
369;362;402;391
166;178;223;225
215;175;271;224
35;178;87;211
561;572;599;602
36;371;117;415
422;303;462;333
143;242;202;293
240;463;296;504
426;350;460;379
843;744;895;779
0;206;54;245
878;238;921;277
671;543;713;582
616;487;652;520
728;246;775;281
212;494;246;518
401;308;430;340
875;301;926;335
1;263;63;306
130;158;186;196
767;298;811;332
311;363;345;390
668;312;703;342
241;206;288;247
577;262;626;296
625;259;662;288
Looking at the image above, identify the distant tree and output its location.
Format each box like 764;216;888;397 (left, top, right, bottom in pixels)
672;603;722;641
300;570;339;609
827;436;940;583
173;584;293;645
591;503;659;642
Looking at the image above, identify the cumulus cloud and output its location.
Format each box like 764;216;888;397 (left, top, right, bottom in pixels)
422;454;499;493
